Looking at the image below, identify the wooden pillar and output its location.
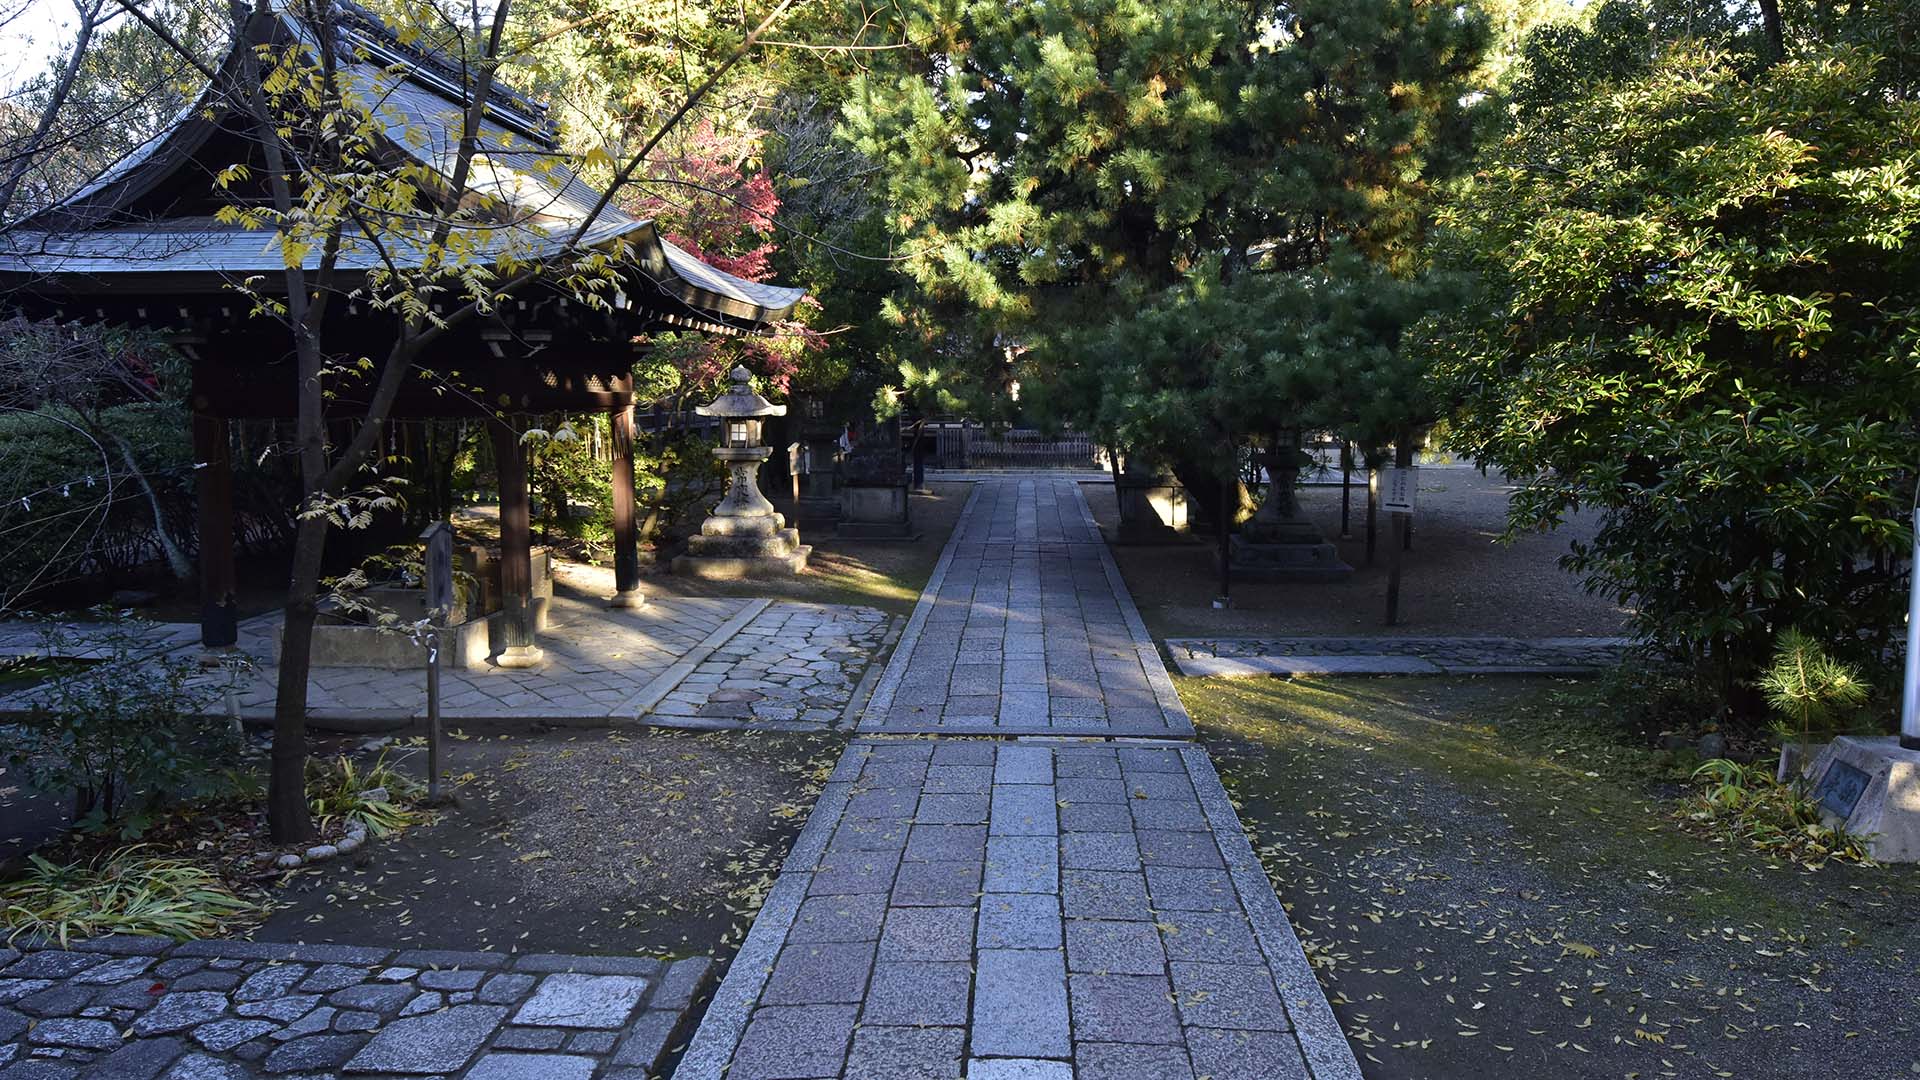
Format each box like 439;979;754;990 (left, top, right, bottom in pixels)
608;404;645;608
489;416;543;667
193;410;238;647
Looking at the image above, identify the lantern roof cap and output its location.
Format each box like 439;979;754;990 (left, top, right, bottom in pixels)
696;365;787;419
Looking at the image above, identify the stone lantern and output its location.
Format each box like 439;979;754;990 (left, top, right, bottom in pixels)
671;366;812;578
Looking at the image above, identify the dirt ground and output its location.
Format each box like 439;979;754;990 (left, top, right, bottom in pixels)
254;727;844;959
1087;468;1630;639
1184;675;1920;1080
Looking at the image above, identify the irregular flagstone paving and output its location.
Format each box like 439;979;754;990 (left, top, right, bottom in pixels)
1166;635;1633;677
684;478;1359;1080
863;478;1191;737
0;938;710;1078
649;603;890;728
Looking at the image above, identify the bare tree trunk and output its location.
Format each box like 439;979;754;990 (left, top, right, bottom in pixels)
268;512;324;841
106;429;192;580
1758;0;1785;62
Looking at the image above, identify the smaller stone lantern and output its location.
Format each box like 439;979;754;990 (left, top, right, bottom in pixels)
672;366;812;579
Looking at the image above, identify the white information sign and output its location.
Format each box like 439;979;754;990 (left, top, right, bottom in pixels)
1378;467;1417;514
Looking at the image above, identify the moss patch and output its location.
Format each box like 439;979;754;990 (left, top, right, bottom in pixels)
1184;674;1920;1079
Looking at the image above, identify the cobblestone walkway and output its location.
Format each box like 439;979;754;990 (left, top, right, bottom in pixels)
1166;635;1632;677
0;937;711;1078
684;479;1358;1080
862;479;1191;737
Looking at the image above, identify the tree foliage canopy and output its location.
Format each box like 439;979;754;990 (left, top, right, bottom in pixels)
1427;39;1920;712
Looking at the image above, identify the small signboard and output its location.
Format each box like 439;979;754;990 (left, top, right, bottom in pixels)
1813;761;1871;821
1378;467;1417;514
421;522;454;618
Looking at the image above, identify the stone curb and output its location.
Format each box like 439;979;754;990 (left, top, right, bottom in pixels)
835;615;900;729
859;483;986;726
1181;744;1365;1080
672;744;861;1079
1069;480;1197;737
616;597;773;716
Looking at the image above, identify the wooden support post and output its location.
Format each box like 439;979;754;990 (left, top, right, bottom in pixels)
193;410;238;647
490;417;542;666
608;404;644;608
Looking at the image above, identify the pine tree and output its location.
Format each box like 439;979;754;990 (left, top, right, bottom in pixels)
842;0;1488;501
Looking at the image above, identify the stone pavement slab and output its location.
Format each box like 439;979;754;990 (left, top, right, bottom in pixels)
1166;635;1633;677
862;478;1193;736
677;738;1360;1080
0;941;712;1078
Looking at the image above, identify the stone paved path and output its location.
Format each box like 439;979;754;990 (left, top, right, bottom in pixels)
0;590;890;732
863;479;1191;737
0;937;711;1078
1167;635;1633;677
682;478;1359;1080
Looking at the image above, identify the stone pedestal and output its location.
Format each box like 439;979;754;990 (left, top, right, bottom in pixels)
1228;447;1352;582
674;447;812;579
1800;736;1920;862
836;482;915;539
1115;463;1188;544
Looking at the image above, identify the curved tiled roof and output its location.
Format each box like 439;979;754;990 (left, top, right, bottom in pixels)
0;1;804;328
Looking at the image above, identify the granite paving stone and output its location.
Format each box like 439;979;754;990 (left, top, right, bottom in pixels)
842;1025;964;1080
971;949;1069;1059
510;974;647;1028
343;1003;504;1072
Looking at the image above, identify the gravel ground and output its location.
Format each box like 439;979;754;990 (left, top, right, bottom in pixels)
1087;467;1630;639
256;727;844;958
1185;675;1920;1080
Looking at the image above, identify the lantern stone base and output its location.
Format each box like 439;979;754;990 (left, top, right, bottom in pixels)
673;537;811;579
674;516;812;579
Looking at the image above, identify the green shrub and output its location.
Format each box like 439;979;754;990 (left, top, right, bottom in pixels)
1;612;242;836
0;846;258;945
1683;759;1872;868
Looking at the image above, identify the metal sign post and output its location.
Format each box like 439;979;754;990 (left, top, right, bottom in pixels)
421;522;454;801
1379;469;1417;626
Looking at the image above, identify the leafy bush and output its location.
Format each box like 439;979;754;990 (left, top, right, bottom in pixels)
0;846;258;944
1;613;242;835
1683;759;1872;868
1428;44;1920;724
305;751;423;838
1759;628;1871;745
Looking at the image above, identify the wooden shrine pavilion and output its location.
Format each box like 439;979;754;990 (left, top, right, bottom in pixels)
0;1;804;661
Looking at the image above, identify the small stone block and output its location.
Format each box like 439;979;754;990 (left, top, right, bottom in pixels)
970;949;1069;1059
728;1004;858;1080
843;1024;965;1080
977;893;1061;950
512;974;649;1029
463;1053;597;1080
